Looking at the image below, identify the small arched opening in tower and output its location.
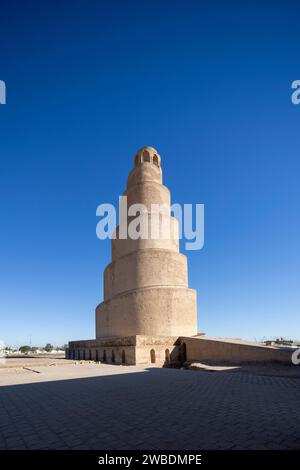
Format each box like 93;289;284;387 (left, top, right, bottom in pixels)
153;154;159;167
134;154;140;167
150;349;156;364
142;150;151;162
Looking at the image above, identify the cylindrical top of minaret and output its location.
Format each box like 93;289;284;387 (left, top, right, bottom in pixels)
126;146;164;192
134;146;162;168
125;146;169;211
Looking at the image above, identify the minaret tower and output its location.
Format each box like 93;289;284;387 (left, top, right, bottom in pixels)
96;146;197;338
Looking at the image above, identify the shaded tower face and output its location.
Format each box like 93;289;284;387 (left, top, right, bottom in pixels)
96;147;197;338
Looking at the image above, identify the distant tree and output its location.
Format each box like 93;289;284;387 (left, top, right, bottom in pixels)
19;345;31;354
44;343;53;352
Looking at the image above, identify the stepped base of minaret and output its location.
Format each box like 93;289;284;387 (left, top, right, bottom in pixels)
96;286;197;338
66;335;188;366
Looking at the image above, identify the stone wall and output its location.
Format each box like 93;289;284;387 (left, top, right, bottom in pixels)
67;338;136;365
66;335;183;366
181;336;293;365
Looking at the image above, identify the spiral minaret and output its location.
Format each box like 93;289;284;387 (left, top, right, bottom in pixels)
96;146;197;338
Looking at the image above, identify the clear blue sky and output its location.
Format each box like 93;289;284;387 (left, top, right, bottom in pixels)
0;0;299;347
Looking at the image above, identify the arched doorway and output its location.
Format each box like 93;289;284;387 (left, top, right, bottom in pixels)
83;350;86;360
95;350;99;362
150;349;156;364
103;350;106;362
122;350;126;364
179;343;187;363
89;350;92;360
112;350;115;363
165;349;170;363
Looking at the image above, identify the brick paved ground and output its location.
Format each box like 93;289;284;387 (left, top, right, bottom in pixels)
0;363;299;450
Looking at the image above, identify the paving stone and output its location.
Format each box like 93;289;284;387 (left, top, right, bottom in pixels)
0;364;299;450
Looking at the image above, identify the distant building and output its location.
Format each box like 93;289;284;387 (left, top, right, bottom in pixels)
264;338;294;347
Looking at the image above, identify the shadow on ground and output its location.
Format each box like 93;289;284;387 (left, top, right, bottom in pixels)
0;366;299;450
